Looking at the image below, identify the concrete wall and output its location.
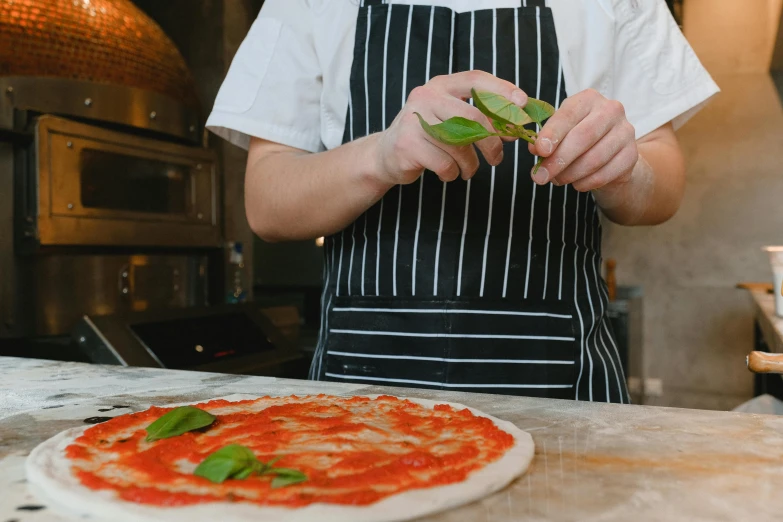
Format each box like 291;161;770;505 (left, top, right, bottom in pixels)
602;0;783;409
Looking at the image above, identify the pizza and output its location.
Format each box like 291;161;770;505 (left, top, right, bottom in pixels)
26;394;534;522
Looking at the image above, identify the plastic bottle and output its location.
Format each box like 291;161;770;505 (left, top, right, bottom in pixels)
227;241;247;304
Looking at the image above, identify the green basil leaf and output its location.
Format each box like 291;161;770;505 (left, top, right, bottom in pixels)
194;444;258;484
472;89;532;127
271;473;308;489
415;113;495;146
233;467;255;480
523;98;556;125
268;467;307;479
145;406;216;442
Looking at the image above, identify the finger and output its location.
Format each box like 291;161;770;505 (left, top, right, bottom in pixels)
422;93;505;166
532;89;605;159
430;70;528;106
570;145;639;193
403;108;486;178
532;108;623;185
414;139;462;182
439;142;480;181
549;123;634;186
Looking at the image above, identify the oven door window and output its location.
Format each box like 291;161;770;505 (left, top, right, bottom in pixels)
80;149;190;215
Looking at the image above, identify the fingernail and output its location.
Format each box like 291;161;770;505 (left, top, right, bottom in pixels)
551;178;561;187
538;137;554;155
493;150;504;166
510;89;527;106
532;166;549;185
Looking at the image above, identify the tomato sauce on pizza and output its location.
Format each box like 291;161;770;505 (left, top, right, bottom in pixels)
64;395;515;507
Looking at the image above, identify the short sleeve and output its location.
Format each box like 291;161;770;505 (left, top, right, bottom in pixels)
611;0;720;139
206;0;323;152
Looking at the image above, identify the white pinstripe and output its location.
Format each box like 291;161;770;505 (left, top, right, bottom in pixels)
573;192;587;400
558;187;567;300
602;314;629;398
593;213;626;402
336;229;344;297
330;329;576;341
393;186;402;296
332;307;572;318
376;200;384;296
325;373;573;389
543;57;563;300
376;4;393;296
598;296;629;400
347;222;356;295
579;194;598;402
433;10;456;296
361;5;372;297
361;218;368;296
480;9;498;298
524;7;542;299
502;9;520;299
393;5;413;297
412;6;435;297
557;67;567;301
456;11;476;297
582;205;609;401
328;351;575;365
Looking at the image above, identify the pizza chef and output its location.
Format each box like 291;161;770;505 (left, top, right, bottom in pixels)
207;0;718;403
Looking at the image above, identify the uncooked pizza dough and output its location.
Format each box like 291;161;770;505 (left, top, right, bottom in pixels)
26;394;534;522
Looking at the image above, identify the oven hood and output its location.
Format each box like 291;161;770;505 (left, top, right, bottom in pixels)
0;0;202;142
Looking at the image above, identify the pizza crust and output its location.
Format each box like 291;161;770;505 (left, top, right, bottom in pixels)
26;394;534;522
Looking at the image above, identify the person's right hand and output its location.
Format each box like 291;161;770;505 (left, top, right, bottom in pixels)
368;70;528;186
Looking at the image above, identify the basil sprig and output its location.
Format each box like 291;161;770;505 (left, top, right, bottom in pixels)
417;88;556;175
145;406;216;442
194;444;307;488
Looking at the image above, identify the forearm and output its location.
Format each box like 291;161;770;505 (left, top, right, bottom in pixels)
593;129;686;226
245;135;393;242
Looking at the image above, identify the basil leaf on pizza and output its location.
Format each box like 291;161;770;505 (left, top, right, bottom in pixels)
194;444;258;484
270;469;308;489
144;406;216;442
194;445;308;487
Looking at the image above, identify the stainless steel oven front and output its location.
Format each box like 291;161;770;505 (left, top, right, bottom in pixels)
2;114;224;338
22;115;220;248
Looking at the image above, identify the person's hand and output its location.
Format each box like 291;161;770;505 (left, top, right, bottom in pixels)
369;71;528;186
528;89;639;192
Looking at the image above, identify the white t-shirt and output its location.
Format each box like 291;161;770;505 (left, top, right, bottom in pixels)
206;0;719;153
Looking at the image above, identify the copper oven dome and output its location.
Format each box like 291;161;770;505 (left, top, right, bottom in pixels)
0;0;199;108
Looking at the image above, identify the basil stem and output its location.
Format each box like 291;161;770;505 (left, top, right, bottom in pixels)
416;90;555;155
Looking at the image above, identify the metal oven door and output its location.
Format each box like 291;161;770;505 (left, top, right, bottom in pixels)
29;115;220;248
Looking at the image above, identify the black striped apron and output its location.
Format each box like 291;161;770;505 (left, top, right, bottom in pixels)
309;0;630;403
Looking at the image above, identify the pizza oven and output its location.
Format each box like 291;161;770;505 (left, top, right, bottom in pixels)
0;0;222;340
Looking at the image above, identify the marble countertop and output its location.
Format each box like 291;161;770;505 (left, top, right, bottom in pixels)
749;288;783;354
2;357;783;521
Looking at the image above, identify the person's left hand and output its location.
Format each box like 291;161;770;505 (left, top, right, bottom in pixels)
528;89;639;192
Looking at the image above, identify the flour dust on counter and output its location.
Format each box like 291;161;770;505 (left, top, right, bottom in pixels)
25;393;534;522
